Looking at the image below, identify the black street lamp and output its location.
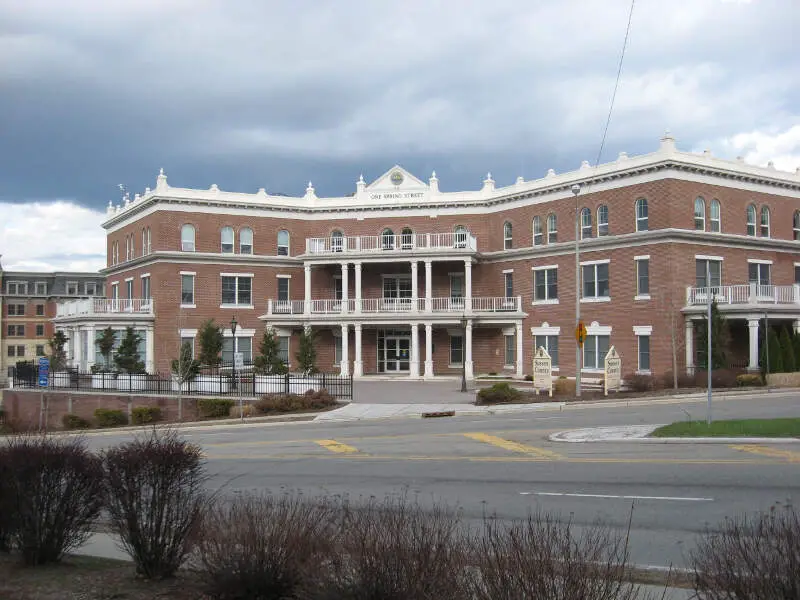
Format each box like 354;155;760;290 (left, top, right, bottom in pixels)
230;315;238;390
460;314;468;393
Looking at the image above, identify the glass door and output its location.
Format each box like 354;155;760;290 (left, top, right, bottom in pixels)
382;336;411;372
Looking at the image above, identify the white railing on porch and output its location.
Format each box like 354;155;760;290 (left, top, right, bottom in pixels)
685;283;800;306
305;231;477;255
266;296;522;316
56;298;155;317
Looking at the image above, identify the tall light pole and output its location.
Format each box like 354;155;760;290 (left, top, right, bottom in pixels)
230;315;238;391
460;313;468;393
573;183;582;397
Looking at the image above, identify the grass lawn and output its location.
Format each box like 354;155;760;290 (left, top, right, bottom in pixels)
651;418;800;438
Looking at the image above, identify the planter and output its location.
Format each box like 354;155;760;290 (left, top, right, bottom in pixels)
289;377;321;395
51;371;72;388
195;374;230;394
117;373;148;392
91;373;117;390
171;374;196;393
254;374;286;395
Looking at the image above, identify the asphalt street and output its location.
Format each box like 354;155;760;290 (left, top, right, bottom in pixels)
83;389;800;569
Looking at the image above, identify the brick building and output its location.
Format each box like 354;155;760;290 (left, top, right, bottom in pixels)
52;133;800;382
0;260;104;385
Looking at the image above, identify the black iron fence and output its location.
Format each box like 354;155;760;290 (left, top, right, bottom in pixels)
10;361;353;400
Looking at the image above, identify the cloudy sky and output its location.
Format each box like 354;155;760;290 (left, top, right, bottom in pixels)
1;0;798;272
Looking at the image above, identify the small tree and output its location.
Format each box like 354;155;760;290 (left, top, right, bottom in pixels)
114;327;145;374
95;327;116;371
779;327;796;373
171;341;201;384
760;326;783;376
793;331;800;373
695;300;730;370
295;328;317;375
198;319;223;368
48;330;69;372
254;328;288;375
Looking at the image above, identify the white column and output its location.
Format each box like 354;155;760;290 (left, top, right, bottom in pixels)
685;319;695;375
464;260;473;313
304;265;311;315
748;319;760;372
515;320;524;378
145;325;155;373
340;324;349;376
424;323;434;377
341;262;349;313
411;261;419;311
425;260;432;312
410;323;420;377
354;262;362;313
794;319;800;335
465;320;474;379
353;323;363;377
86;325;96;367
73;327;83;369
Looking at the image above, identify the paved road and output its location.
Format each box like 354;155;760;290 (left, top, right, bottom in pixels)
84;389;800;569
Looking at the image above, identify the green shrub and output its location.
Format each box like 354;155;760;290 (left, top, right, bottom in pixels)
94;409;129;428
736;373;764;387
476;383;521;405
253;390;337;415
197;398;235;418
131;406;162;425
62;414;92;430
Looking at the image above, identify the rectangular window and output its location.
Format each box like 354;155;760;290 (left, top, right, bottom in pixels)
504;272;514;299
6;346;14;357
141;276;151;301
36;345;45;357
748;262;771;286
695;259;722;289
16;345;25;357
86;282;97;295
126;279;133;299
111;283;119;301
584;335;610;370
277;277;290;302
7;304;24;316
636;259;649;296
36;304;44;316
36;324;44;337
278;336;290;364
180;336;195;357
35;282;47;295
795;265;800;285
223;336;253;365
533;268;558;302
449;334;463;365
221;276;253;306
7;281;27;295
449;274;464;299
334;335;342;364
333;277;343;301
534;335;559;366
7;325;24;337
67;281;78;295
638;335;651;372
504;334;515;366
181;274;195;305
582;263;610;299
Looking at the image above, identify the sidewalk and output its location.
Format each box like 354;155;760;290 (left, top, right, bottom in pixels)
550;424;800;443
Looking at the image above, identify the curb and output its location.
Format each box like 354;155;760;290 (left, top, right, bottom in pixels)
549;427;800;444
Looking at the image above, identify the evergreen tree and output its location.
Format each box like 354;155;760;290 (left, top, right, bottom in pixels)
792;332;800;372
779;327;796;373
198;319;223;368
96;327;116;370
295;328;318;375
253;328;288;375
695;300;730;369
48;330;69;371
171;341;201;383
114;327;145;374
760;326;783;376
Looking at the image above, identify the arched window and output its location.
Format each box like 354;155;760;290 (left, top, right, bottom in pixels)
142;228;146;255
239;227;253;254
331;229;344;252
181;224;195;252
220;226;234;253
454;225;468;249
125;236;130;261
794;212;800;241
760;206;770;237
710;199;721;233
597;205;609;236
147;227;151;254
746;204;756;236
503;222;513;250
547;214;557;243
580;208;592;240
635;198;648;232
277;230;290;255
400;227;414;250
532;216;543;246
381;228;395;250
694;197;705;231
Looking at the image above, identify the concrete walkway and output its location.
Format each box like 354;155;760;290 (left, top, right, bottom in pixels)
550;424;800;443
314;400;563;422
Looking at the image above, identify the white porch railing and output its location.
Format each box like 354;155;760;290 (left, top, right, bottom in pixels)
305;232;477;255
56;298;155;317
266;296;522;316
685;283;800;306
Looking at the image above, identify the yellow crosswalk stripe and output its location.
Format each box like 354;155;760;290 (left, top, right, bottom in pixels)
463;433;563;460
729;444;800;462
315;439;360;454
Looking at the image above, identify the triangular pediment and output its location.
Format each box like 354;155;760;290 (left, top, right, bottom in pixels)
367;165;428;190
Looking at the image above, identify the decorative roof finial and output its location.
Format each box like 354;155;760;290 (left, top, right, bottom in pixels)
660;129;677;152
159;167;164;176
767;161;775;169
580;160;590;169
358;173;364;184
618;151;628;160
546;168;556;177
431;170;437;179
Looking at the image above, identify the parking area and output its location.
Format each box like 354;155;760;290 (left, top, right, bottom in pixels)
351;379;477;404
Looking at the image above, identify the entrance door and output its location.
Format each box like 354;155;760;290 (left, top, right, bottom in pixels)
379;332;411;372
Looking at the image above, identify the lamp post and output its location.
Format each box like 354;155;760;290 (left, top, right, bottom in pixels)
460;314;468;393
572;183;582;398
230;315;238;392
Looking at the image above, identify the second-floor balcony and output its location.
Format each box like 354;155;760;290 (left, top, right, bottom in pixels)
266;296;521;317
685;284;800;307
305;231;477;256
55;298;154;319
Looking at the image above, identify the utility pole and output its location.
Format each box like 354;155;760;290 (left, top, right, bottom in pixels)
573;183;582;397
706;262;712;425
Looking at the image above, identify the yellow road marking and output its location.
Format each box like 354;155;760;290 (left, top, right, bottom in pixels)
463;433;563;460
729;444;800;462
315;439;360;454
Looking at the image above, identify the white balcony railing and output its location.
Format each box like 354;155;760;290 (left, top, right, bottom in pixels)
305;232;477;255
266;296;521;316
56;298;155;318
685;283;800;306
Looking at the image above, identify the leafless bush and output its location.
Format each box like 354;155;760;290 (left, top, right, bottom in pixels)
691;504;800;600
194;492;338;599
102;428;208;579
301;493;470;600
469;511;642;600
1;434;103;565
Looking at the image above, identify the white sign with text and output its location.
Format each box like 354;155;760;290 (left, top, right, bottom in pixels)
532;346;553;397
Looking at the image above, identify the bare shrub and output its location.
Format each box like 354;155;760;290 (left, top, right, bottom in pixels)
691;504;800;600
102;428;208;579
469;511;642;600
302;493;469;600
253;390;338;414
195;492;338;599
625;373;658;393
1;434;103;565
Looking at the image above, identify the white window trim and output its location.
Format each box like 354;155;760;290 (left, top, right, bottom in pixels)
276;274;292;279
503;332;515;368
139;272;151;278
179;329;198;337
532;266;559;305
634;326;652;374
220;272;255;278
220;273;254;309
222;328;256;337
533;298;560;306
695;255;723;261
633;325;653;336
67;280;80;294
586;321;612;336
635;257;650;300
532;264;558;271
579;258;610;266
502;268;514;274
34;281;47;295
633;255;650;261
531;323;561;336
180;273;196;309
124;277;134;282
747;259;773;265
179;271;197;276
634;295;651;301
